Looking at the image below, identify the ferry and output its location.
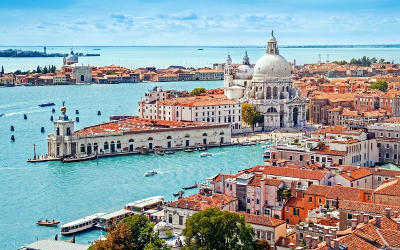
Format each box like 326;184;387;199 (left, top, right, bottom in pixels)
125;196;164;212
60;213;105;235
144;170;157;177
96;209;134;230
38;102;55;107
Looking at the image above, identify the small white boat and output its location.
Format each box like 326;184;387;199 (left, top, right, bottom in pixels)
200;152;212;157
144;170;157;177
61;213;105;235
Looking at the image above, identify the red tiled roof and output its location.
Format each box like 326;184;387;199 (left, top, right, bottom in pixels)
237;213;285;227
167;193;236;211
374;178;400;196
340;168;372;181
339;200;400;216
251;165;327;180
305;184;372;202
75;117;226;136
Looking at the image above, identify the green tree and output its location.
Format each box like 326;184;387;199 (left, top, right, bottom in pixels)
36;66;41;73
370;80;388;92
182;208;256;250
1;65;4;75
242;103;255;130
252;112;263;127
191;87;206;96
92;215;167;250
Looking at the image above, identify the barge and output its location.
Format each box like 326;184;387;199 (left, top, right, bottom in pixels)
61;213;105;235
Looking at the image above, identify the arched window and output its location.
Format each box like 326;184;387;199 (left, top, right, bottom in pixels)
266;87;272;99
110;141;115;152
166;136;172;139
267;107;277;113
220;131;224;135
104;142;109;150
94;143;98;152
273;87;278;99
148;137;153;141
80;144;85;153
185;134;190;138
80;75;84;82
202;133;208;136
117;140;121;149
129;139;134;143
286;86;289;92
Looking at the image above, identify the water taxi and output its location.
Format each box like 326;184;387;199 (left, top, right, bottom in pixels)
200;152;212;157
37;219;60;226
184;148;195;153
144;170;157;177
61;213;105;235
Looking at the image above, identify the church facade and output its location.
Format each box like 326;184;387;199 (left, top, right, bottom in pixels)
224;32;307;131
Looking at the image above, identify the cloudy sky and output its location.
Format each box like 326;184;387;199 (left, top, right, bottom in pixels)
1;0;399;46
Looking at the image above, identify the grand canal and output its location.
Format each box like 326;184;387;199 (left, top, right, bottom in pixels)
0;81;265;249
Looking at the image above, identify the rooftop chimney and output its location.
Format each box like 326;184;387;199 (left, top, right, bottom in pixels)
375;215;382;228
353;214;359;223
347;171;351;177
359;212;364;223
331;228;337;239
325;234;331;248
386;207;391;218
333;238;340;250
306;235;312;249
289;243;295;250
351;218;358;230
312;236;318;249
364;213;369;223
394;210;399;218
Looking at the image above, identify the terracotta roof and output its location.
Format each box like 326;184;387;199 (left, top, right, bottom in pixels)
237;213;285;227
340;168;372;181
285;196;305;208
305;184;372;202
251;165;327;180
74;117;226;136
167;193;236;211
315;146;346;156
157;94;239;107
339;200;400;216
374;178;400;196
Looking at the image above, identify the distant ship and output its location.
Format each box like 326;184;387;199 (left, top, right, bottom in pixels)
197;48;204;50
38;102;55;107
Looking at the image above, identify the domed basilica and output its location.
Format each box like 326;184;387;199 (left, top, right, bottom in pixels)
224;31;306;131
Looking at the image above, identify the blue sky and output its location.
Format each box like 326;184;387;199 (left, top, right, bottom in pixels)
1;0;399;46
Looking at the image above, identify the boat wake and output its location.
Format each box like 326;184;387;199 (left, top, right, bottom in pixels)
4;106;42;117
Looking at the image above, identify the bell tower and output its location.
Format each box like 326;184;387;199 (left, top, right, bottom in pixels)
266;30;279;55
224;54;234;90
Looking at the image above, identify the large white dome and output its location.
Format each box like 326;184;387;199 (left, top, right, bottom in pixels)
253;53;291;78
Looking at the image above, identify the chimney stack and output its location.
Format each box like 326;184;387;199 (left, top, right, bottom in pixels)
364;213;369;223
386;207;391;218
394;210;399;218
289;243;295;250
375;215;382;228
351;218;358;230
311;236;318;249
347;171;351;177
333;238;340;250
331;228;337;239
306;235;312;249
353;214;359;224
325;234;331;248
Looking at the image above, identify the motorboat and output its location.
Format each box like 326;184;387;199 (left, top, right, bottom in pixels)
196;147;207;151
37;219;60;226
61;213;105;235
165;150;176;154
155;150;165;156
200;152;212;157
184;148;194;153
144;170;157;177
38;102;55;107
61;154;96;163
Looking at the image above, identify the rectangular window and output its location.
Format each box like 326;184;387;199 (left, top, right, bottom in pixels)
308;197;313;202
179;216;183;225
169;214;172;223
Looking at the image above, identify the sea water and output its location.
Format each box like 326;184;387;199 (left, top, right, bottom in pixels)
1;46;400;72
0;81;266;249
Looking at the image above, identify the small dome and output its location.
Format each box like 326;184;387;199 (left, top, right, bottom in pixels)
66;54;78;63
235;64;253;79
253;54;291;78
154;221;173;239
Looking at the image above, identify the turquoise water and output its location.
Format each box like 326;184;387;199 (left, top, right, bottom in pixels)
0;81;265;249
1;46;400;72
